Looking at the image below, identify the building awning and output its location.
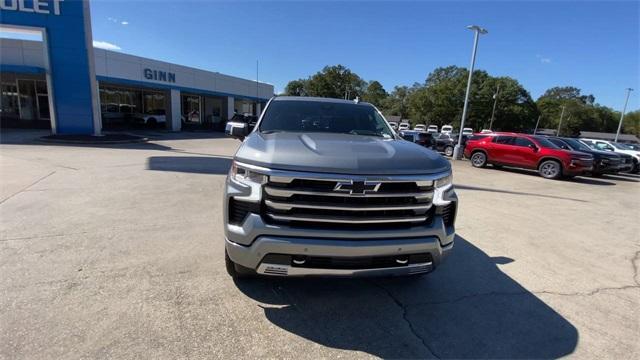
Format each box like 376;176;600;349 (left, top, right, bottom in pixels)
0;64;45;74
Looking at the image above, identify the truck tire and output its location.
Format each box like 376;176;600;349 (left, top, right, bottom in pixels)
225;250;254;278
538;160;562;179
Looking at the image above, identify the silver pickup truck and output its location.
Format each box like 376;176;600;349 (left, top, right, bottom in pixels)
223;96;458;278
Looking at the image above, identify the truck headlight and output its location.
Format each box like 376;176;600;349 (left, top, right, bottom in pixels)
230;161;268;186
435;173;453;189
433;173;453;205
229;161;268;202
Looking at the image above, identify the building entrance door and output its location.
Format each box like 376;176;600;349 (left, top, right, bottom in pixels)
17;79;36;120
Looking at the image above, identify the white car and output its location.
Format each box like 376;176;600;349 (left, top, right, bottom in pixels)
414;124;427;132
388;121;398;130
427;125;438;133
480;129;493;134
580;138;640;173
441;125;453;134
141;109;166;126
398;123;411;131
462;127;473;136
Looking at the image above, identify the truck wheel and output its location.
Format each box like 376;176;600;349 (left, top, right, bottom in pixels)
444;146;454;157
225;250;254;278
470;152;487;168
538;160;562;179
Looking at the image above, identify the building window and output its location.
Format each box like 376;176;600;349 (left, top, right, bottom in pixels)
182;94;201;124
36;81;50;119
99;85;167;129
1;82;19;118
234;99;255;116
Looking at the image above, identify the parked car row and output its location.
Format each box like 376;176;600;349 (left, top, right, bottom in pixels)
399;130;470;157
463;132;639;180
388;121;471;136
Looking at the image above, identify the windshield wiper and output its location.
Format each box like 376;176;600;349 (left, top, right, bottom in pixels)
346;130;385;137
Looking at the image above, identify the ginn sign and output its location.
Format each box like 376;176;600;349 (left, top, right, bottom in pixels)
0;0;64;15
144;68;176;83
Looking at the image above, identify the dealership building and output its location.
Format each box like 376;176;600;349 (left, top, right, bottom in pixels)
0;0;273;134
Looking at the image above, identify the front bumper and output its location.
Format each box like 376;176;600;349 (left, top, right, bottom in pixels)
226;234;453;277
223;170;458;277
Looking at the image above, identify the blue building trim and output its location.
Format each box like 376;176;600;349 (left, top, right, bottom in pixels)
96;76;271;102
0;64;46;74
1;0;99;135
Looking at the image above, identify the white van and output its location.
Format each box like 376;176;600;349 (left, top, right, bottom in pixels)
441;125;453;134
427;125;438;133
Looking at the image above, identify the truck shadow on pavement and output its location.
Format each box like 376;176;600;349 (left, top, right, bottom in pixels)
234;235;578;359
146;156;232;175
455;184;589;202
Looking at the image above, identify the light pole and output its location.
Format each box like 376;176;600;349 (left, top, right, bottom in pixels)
556;105;566;136
488;84;499;130
615;88;633;142
454;25;488;160
533;114;542;135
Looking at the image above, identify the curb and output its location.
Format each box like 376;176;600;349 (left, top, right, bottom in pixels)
38;135;148;145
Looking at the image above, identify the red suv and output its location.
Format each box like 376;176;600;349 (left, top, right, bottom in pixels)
463;132;594;179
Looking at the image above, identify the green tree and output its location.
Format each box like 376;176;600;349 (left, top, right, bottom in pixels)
623;110;640;137
381;86;412;120
541;86;595;105
282;65;366;99
284;79;307;96
404;66;537;131
536;86;618;136
306;65;366;99
362;80;388;108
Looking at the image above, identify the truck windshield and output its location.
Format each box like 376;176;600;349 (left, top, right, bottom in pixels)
259;100;393;138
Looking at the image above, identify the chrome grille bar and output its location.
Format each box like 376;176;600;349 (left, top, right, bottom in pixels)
267;213;428;224
264;186;432;199
265;199;432;212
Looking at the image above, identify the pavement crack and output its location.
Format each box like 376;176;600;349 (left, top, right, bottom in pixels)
0;170;56;205
414;285;640;306
632;251;640;287
372;281;440;359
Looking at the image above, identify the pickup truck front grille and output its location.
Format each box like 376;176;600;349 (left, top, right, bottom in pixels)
263;176;434;228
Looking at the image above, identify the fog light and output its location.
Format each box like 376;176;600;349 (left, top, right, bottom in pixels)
292;256;306;265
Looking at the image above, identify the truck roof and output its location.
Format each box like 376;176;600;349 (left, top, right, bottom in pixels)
273;96;372;106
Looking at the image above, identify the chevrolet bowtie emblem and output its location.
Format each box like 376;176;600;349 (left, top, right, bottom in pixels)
334;180;382;195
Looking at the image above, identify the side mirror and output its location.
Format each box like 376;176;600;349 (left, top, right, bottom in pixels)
225;121;249;140
529;144;538;152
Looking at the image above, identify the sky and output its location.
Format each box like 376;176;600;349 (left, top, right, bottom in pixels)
37;1;640;110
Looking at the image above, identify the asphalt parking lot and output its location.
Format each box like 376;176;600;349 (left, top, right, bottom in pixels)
1;130;638;359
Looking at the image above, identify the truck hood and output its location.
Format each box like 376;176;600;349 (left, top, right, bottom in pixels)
235;132;450;175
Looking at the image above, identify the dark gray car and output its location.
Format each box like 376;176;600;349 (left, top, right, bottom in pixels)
223;96;458;278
